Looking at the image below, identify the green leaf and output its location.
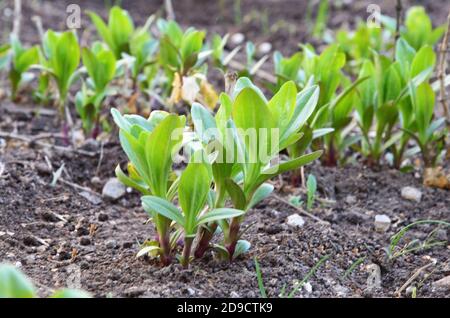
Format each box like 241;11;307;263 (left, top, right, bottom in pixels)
87;11;115;54
109;6;135;56
282;85;320;140
233;77;268;103
410;45;436;79
233;240;251;259
225;179;247;210
179;159;211;234
197;208;245;225
247;183;274;209
142;196;185;227
144;114;186;197
191;102;218;143
268;81;297;131
82;47;116;92
0;264;36;298
115;164;150;195
255;151;323;188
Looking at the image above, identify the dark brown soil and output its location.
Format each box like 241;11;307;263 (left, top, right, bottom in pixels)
0;0;449;298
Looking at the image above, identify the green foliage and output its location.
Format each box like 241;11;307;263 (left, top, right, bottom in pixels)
355;39;442;167
191;78;323;260
40;30;80;110
335;21;386;67
0;264;90;298
401;6;446;51
273;51;302;91
88;6;135;58
112;108;186;264
76;43;117;137
386;220;450;261
142;159;245;267
8;36;39;100
158;19;207;77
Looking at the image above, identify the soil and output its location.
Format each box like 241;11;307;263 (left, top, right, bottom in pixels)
0;0;449;298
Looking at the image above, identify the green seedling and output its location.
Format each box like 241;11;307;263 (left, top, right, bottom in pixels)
112;108;186;265
400;6;446;51
88;6;135;59
142;158;245;268
386;220;450;261
355;40;438;167
192;78;323;260
76;43;117;138
285;44;364;166
38;30;80;116
7;35;39;101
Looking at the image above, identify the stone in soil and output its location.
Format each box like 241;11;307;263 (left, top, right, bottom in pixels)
401;186;422;203
433;275;450;290
98;213;109;222
286;214;305;228
80;191;102;205
79;237;91;246
366;264;381;291
374;214;391;233
102;178;126;201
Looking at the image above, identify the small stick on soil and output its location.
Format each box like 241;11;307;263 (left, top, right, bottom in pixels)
12;0;22;38
394;262;434;297
2;103;57;117
393;0;403;54
164;0;176;21
32;15;45;43
0;131;98;157
437;10;450;124
95;141;105;176
58;178;101;197
273;193;329;225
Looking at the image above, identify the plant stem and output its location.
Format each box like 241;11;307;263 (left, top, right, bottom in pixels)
225;217;241;261
156;217;172;266
193;184;226;259
438;11;450;125
181;237;194;268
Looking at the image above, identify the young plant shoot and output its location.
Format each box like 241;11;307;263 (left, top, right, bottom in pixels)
8;35;39;101
39;30;80;117
191;78;323;260
111;108;186;265
76;43;117;138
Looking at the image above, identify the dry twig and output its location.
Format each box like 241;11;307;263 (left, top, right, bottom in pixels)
438;11;450;124
394;262;435;297
273;193;329;225
164;0;176;21
12;0;22;38
0;131;97;157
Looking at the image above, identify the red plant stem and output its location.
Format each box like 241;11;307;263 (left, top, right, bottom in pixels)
181;238;194;268
194;223;217;259
91;116;101;140
159;232;172;266
225;217;241;261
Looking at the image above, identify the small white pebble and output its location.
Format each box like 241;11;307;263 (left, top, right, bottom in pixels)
230;33;245;46
374;214;391;233
401;186;422;203
258;42;272;55
286;214;305;228
303;282;313;293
